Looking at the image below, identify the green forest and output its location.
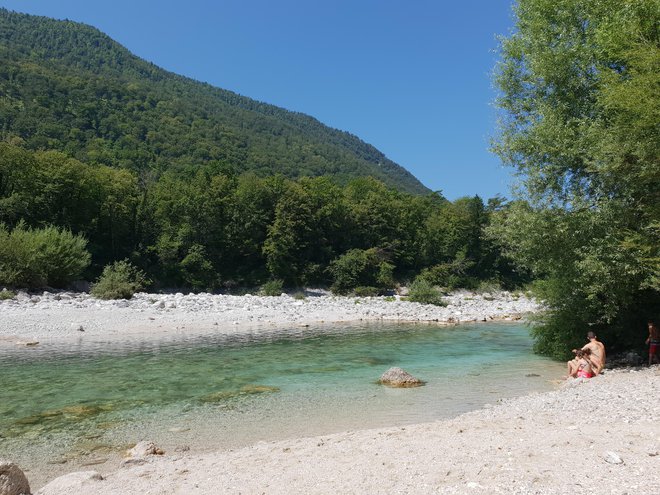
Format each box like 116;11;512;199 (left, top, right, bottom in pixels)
0;2;658;359
0;9;426;194
0;142;522;292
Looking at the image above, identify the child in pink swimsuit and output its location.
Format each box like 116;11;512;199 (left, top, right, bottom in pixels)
575;350;594;378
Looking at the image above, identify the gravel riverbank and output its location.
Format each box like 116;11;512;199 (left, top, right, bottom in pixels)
0;289;539;343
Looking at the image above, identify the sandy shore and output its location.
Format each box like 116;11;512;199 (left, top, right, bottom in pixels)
32;367;660;495
4;291;657;494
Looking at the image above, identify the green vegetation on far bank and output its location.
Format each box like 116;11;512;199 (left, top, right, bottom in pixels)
0;143;526;298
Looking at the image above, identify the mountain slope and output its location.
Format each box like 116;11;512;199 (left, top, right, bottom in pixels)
0;9;429;194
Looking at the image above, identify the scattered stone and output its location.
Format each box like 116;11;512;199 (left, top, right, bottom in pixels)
604;451;623;464
378;367;424;388
36;471;102;494
15;341;39;347
80;458;108;466
0;460;31;495
2;290;542;340
126;441;165;458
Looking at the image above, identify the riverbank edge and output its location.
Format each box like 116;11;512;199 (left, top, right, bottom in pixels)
0;289;541;344
32;366;660;495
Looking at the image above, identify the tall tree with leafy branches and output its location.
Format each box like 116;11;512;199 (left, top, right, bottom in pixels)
491;0;659;358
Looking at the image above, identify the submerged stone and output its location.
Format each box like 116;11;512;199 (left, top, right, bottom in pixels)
240;384;280;394
199;384;280;403
13;403;113;431
354;356;391;366
198;390;241;403
59;405;107;417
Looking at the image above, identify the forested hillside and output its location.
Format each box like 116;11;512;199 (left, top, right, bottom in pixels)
0;9;530;301
0;9;427;194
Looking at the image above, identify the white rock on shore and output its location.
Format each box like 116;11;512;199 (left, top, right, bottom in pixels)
0;289;540;342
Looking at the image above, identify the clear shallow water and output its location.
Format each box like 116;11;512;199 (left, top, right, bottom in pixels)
0;322;563;486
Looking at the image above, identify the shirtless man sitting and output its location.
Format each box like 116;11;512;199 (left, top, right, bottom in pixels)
567;331;606;377
579;331;606;374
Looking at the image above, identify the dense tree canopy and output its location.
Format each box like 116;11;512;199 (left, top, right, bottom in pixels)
492;0;659;357
0;143;526;292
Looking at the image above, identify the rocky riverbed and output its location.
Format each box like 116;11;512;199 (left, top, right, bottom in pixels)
0;289;540;343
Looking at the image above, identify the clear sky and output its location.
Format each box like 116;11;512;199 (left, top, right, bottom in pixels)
1;0;517;200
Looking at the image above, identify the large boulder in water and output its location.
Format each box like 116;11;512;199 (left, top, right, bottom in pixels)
379;367;424;388
0;460;30;495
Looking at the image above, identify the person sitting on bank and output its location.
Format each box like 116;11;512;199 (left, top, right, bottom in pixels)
646;319;659;366
567;348;599;379
574;349;596;379
573;331;606;375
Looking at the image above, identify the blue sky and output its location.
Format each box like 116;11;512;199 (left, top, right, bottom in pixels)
1;0;517;200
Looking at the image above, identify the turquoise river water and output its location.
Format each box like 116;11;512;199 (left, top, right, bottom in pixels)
0;321;563;486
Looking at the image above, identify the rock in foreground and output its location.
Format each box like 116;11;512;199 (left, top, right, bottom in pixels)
126;441;165;458
36;471;102;495
379;367;424;387
0;460;30;495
